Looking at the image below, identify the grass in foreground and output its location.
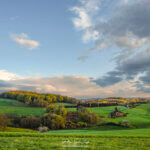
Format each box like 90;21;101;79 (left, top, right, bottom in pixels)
0;136;149;150
45;126;150;137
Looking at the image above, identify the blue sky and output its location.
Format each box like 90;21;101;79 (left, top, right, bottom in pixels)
0;0;150;98
0;0;114;78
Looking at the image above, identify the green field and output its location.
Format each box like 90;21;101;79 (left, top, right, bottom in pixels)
0;99;76;116
45;126;150;137
0;98;150;128
0;127;35;133
67;104;150;128
0;98;45;116
53;102;76;107
89;104;150;128
0;98;150;149
0;136;149;150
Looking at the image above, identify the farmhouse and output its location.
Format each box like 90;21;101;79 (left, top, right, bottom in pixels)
109;107;128;118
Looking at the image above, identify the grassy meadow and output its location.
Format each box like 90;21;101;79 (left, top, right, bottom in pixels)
0;98;150;149
0;99;74;116
0;98;150;128
0;98;45;116
53;103;76;107
67;103;150;128
0;136;149;150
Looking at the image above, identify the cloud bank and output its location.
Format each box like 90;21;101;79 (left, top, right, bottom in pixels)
71;0;150;94
0;70;149;98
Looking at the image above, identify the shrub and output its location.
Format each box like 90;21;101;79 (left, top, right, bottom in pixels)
38;126;49;132
77;122;87;128
46;104;57;113
41;113;65;129
89;113;99;125
78;112;99;125
77;106;90;113
20;116;41;129
0;114;9;130
119;120;131;128
7;115;23;128
57;106;67;117
78;112;90;123
46;105;67;117
65;121;76;129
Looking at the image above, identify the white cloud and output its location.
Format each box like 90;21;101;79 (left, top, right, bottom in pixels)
83;30;99;42
71;7;91;30
71;0;150;94
11;33;39;50
71;0;101;42
0;70;21;81
71;0;150;60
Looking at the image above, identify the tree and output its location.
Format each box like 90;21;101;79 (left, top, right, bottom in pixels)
41;113;65;129
57;106;67;117
25;96;32;105
77;106;99;125
0;114;9;131
20;116;41;129
46;104;57;113
46;96;52;103
77;106;90;113
0;91;79;107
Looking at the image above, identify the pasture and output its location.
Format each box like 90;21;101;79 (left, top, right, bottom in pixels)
0;98;150;149
0;98;150;128
53;102;76;107
67;104;150;128
0;98;75;116
0;98;45;116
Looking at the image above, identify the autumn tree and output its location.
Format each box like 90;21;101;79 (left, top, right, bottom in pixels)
41;113;65;129
0;114;9;131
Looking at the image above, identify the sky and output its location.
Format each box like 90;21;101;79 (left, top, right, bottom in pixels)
0;0;150;98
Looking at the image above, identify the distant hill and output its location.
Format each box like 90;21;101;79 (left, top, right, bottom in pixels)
79;98;104;101
0;91;78;107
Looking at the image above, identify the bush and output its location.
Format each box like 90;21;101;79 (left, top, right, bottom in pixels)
78;112;90;123
119;120;131;128
38;126;49;132
65;121;76;129
41;113;65;129
57;106;67;117
89;113;99;125
78;112;99;125
0;114;9;130
20;116;41;129
46;105;57;113
46;105;67;117
77;106;90;113
8;115;24;128
77;122;87;128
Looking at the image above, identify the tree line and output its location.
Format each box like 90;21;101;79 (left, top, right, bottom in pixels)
0;105;99;131
0;91;78;107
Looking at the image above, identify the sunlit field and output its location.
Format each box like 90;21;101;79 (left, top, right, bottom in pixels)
0;98;150;149
0;135;149;150
0;98;45;116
